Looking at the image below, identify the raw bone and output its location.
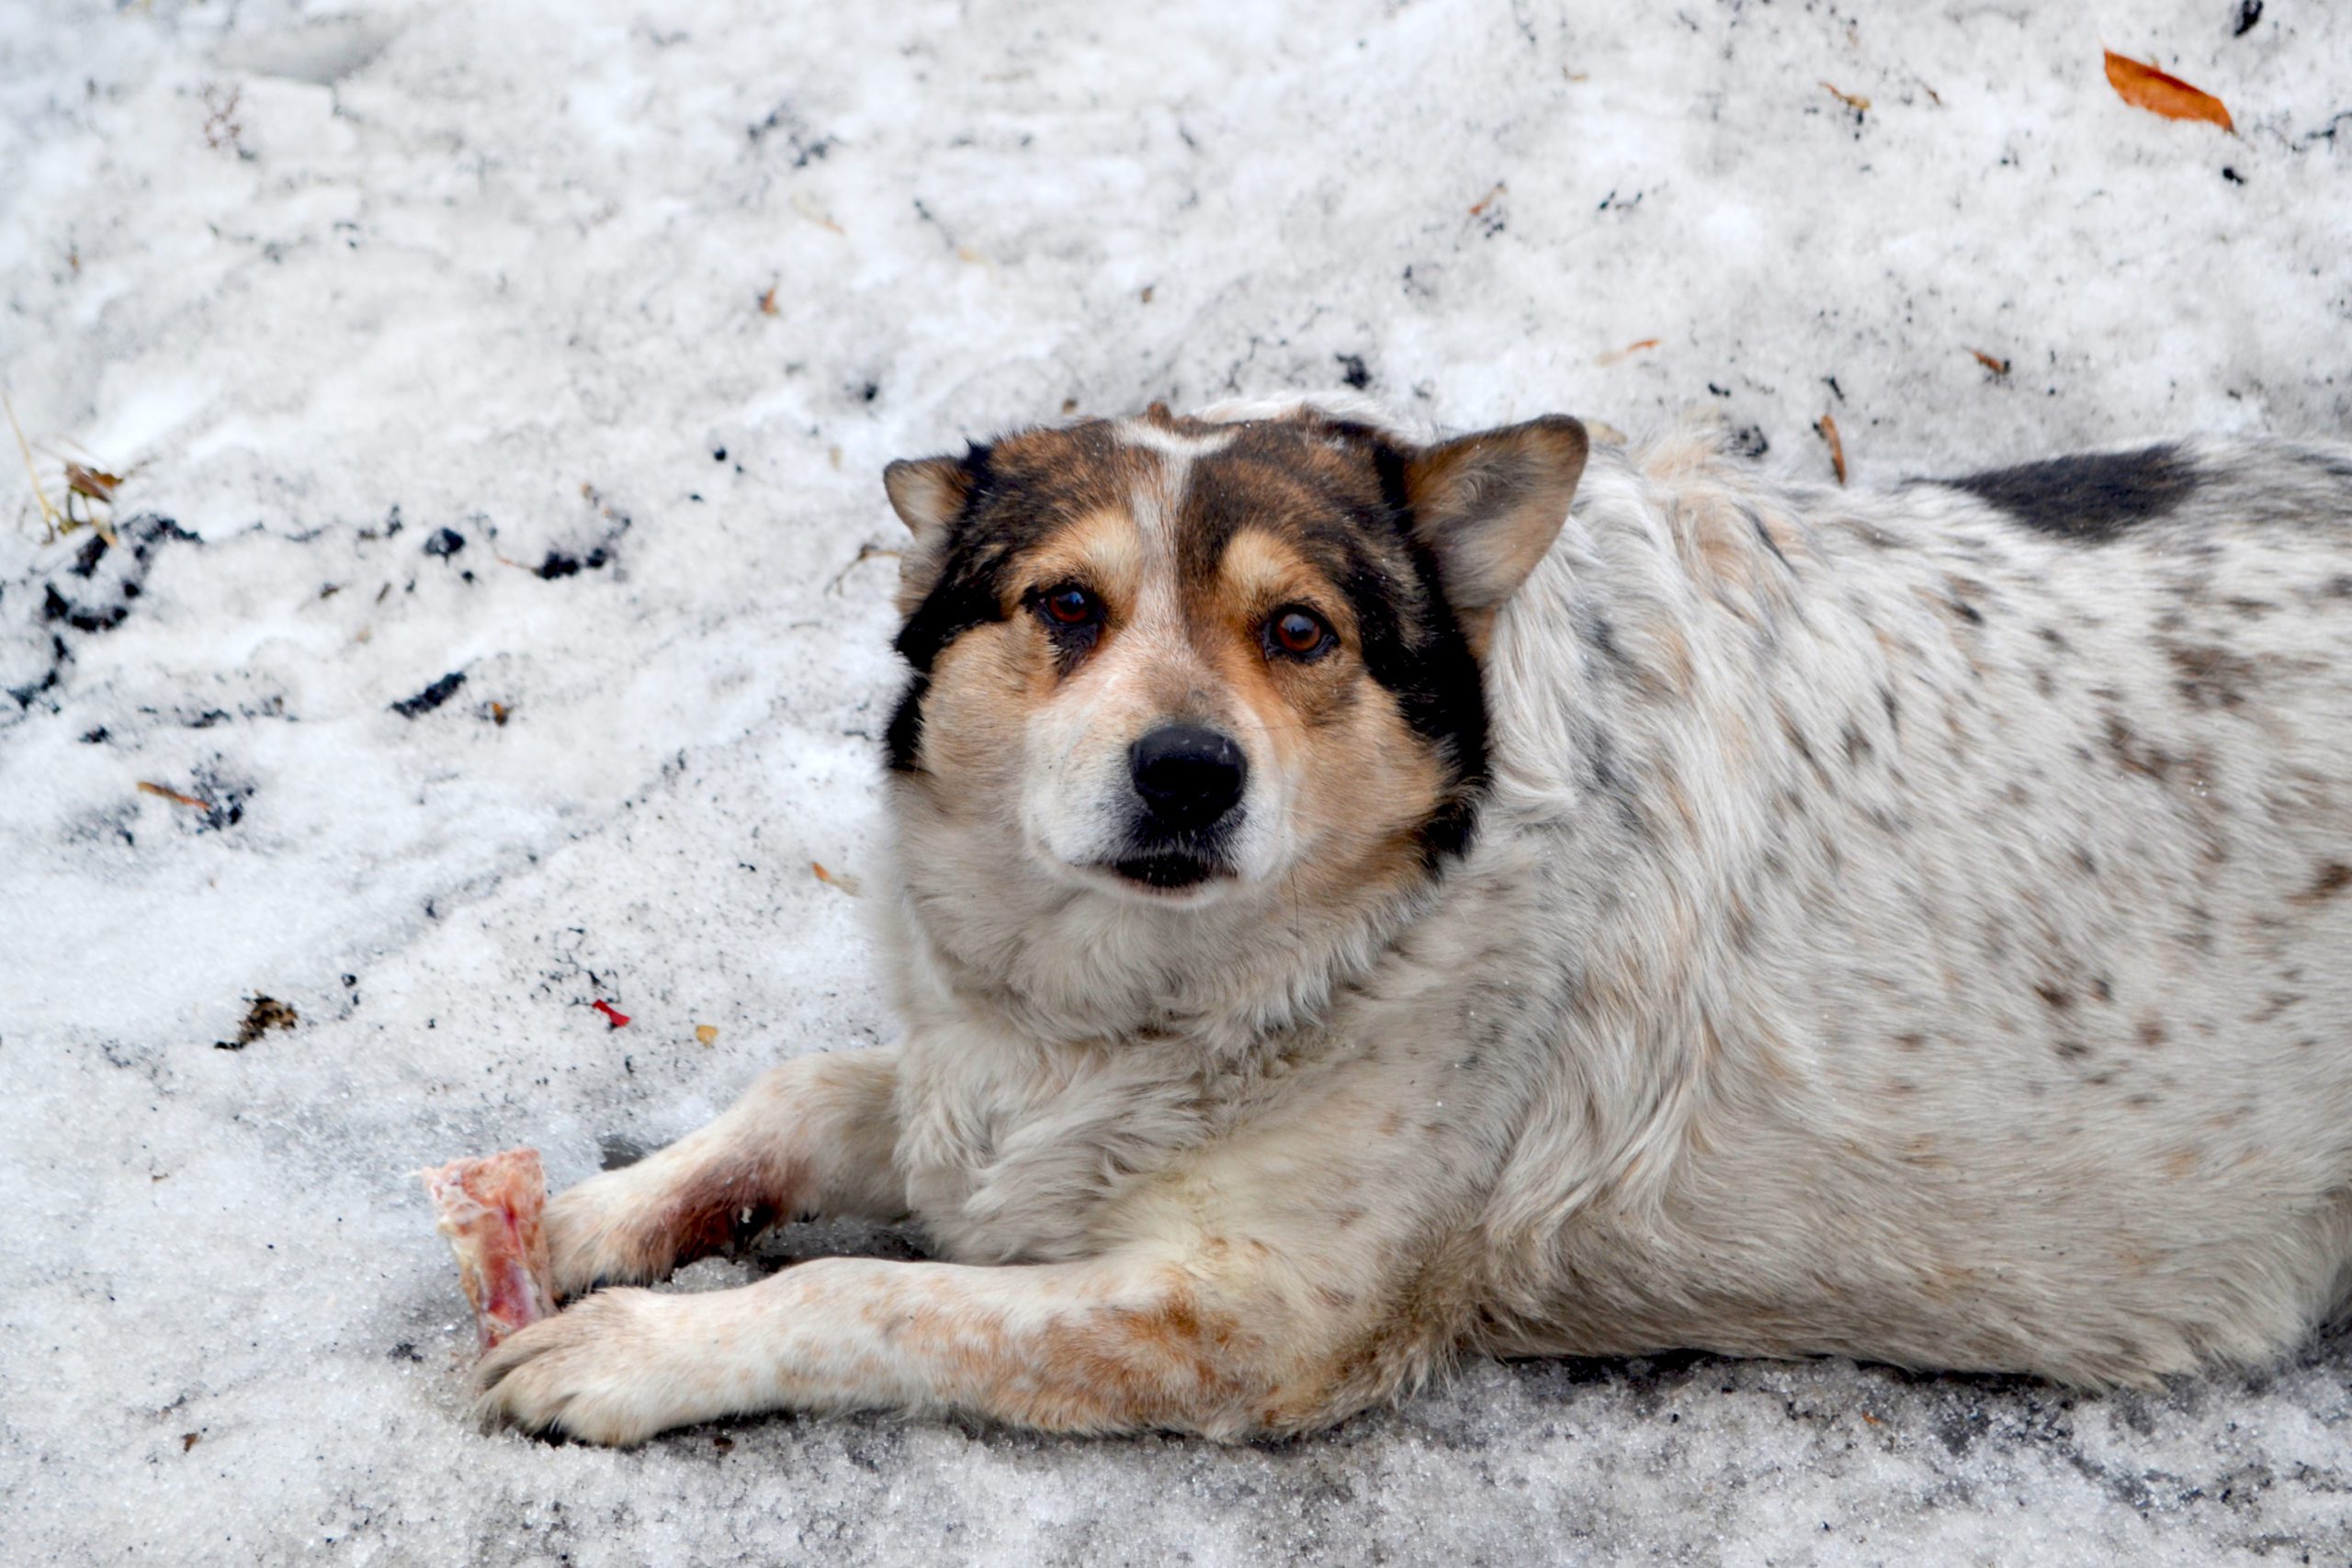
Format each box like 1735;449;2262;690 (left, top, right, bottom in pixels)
419;1148;555;1353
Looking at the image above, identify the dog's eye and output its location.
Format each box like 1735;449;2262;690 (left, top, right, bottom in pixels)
1038;585;1102;627
1266;607;1335;660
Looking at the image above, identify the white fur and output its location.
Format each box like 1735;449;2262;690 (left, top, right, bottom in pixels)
1112;418;1237;461
481;416;2352;1444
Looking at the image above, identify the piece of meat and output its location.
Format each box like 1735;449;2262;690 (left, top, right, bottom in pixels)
419;1147;555;1353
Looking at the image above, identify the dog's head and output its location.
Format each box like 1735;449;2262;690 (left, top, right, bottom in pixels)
879;399;1586;925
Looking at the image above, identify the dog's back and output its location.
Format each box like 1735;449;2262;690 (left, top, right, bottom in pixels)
1464;431;2352;1383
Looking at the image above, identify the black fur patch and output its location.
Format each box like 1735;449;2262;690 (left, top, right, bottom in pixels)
1368;542;1491;867
884;673;928;773
1939;445;2198;542
891;442;1009;674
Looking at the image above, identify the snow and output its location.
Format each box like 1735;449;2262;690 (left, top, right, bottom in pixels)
2;0;2347;1561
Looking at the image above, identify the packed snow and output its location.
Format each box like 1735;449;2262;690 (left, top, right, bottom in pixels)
2;0;2347;1562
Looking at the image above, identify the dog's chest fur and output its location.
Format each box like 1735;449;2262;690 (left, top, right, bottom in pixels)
883;430;2352;1381
887;1007;1222;1263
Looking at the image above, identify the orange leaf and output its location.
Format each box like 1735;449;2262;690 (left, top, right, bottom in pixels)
2103;51;2233;132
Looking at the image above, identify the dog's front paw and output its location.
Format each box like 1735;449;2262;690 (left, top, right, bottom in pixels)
542;1168;679;1301
474;1289;710;1446
543;1156;786;1302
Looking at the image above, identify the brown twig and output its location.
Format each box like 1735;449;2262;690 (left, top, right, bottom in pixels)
138;781;209;809
825;540;902;594
6;393;65;541
1815;413;1849;485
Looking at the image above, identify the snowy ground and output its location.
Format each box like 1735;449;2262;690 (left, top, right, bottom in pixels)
3;0;2348;1561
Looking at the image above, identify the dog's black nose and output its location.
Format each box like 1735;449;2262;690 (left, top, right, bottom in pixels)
1129;724;1248;830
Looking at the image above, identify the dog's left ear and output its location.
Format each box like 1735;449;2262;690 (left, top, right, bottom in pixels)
1404;415;1588;640
882;451;979;612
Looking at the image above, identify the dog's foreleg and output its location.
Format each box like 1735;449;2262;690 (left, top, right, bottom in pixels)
540;1047;904;1300
476;1247;1343;1446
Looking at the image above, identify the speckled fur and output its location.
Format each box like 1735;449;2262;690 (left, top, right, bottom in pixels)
480;400;2352;1446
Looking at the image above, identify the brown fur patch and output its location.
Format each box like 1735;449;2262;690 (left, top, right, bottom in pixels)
2289;861;2351;906
1017;508;1148;608
879;1272;1271;1433
1194;530;1445;896
2165;640;2261;711
2104;715;2177;784
642;1156;808;1275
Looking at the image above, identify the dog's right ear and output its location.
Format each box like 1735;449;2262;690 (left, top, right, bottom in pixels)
1402;415;1587;651
882;451;979;612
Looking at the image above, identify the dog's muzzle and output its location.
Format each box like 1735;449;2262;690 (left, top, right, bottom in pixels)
1113;724;1246;889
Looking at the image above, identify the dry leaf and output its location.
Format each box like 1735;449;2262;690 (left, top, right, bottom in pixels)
63;461;123;504
1967;348;2012;376
218;995;297;1050
1815;414;1849;486
1821;82;1871;113
811;861;863;896
2104;51;2234;132
756;284;779;316
1594;337;1661;367
1468;182;1507;217
695;1023;718;1046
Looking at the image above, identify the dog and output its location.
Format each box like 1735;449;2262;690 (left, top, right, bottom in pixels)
475;395;2352;1446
